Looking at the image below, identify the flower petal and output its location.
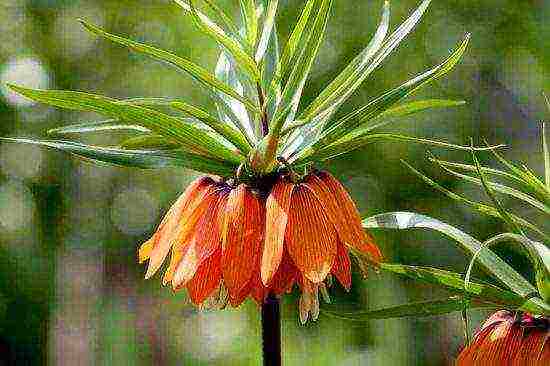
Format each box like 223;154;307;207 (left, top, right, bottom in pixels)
269;250;298;296
317;171;382;263
286;185;337;283
261;179;295;285
145;176;214;278
186;247;222;305
331;243;351;291
163;184;222;285
138;238;154;264
221;185;265;299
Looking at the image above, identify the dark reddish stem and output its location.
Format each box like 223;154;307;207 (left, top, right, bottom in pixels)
261;294;281;366
257;83;269;136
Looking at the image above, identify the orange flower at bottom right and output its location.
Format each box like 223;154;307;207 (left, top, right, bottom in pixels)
457;310;550;365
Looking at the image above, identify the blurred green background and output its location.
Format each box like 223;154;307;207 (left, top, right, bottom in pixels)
0;0;548;365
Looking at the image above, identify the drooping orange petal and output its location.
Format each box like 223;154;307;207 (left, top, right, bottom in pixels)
163;184;222;285
185;248;222;305
269;250;298;296
145;176;214;278
317;171;382;263
513;329;549;366
331;243;351;291
261;179;295;285
285;185;337;284
221;184;265;299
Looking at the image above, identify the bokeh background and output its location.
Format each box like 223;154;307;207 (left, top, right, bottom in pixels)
0;0;548;365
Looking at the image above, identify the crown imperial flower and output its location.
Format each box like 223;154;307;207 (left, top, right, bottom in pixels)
457;311;550;365
139;171;382;322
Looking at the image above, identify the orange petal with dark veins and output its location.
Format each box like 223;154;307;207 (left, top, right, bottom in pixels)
221;185;265;300
317;171;382;263
145;176;214;279
331;243;351;291
261;179;295;285
185;247;222;305
285;185;337;284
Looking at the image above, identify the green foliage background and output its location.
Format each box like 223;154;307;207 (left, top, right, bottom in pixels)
0;0;547;365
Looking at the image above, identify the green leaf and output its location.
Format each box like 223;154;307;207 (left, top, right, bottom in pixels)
79;19;258;113
214;50;257;143
433;159;550;216
543;121;549;190
297;133;504;163
296;33;471;163
180;0;261;80
8;84;242;165
119;135;181;150
402;161;549;241
201;0;242;40
239;0;259;48
323;296;487;321
298;0;391;123
255;0;278;62
358;99;466;133
362;211;544;300
171;101;251;154
272;0;316;90
378;263;550;315
48;119;150;135
272;0;332;131
0;137;236;175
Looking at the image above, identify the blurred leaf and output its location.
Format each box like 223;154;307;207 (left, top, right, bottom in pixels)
299;133;504;163
298;0;391;123
378;263;550;315
323;296;487;320
201;0;242;39
273;0;332;131
255;0;278;62
362;211;538;298
239;0;259;49
297;33;471;162
171;101;252;154
8;84;243;165
434;161;550;216
543;121;549;190
79;19;258;113
403;161;549;241
119;135;181;150
0;137;236;175
183;0;261;80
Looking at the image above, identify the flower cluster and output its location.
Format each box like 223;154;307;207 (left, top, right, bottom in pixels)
139;171;382;323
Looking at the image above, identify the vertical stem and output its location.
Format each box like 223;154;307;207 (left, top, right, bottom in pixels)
261;294;281;366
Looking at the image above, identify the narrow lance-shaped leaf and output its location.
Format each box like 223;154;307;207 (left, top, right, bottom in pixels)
119;135;181;150
171;101;252;154
79;19;258;113
239;0;259;48
323;296;487;321
272;0;333;132
48;119;150;135
433;159;550;216
543;121;549;190
298;0;391;123
0;137;236;176
296;33;471;163
255;0;278;62
201;0;242;40
377;262;550;315
180;0;261;81
297;133;504;164
402;160;549;241
362;211;546;302
8;84;242;164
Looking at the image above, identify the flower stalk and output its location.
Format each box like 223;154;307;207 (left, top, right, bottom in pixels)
261;294;282;366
